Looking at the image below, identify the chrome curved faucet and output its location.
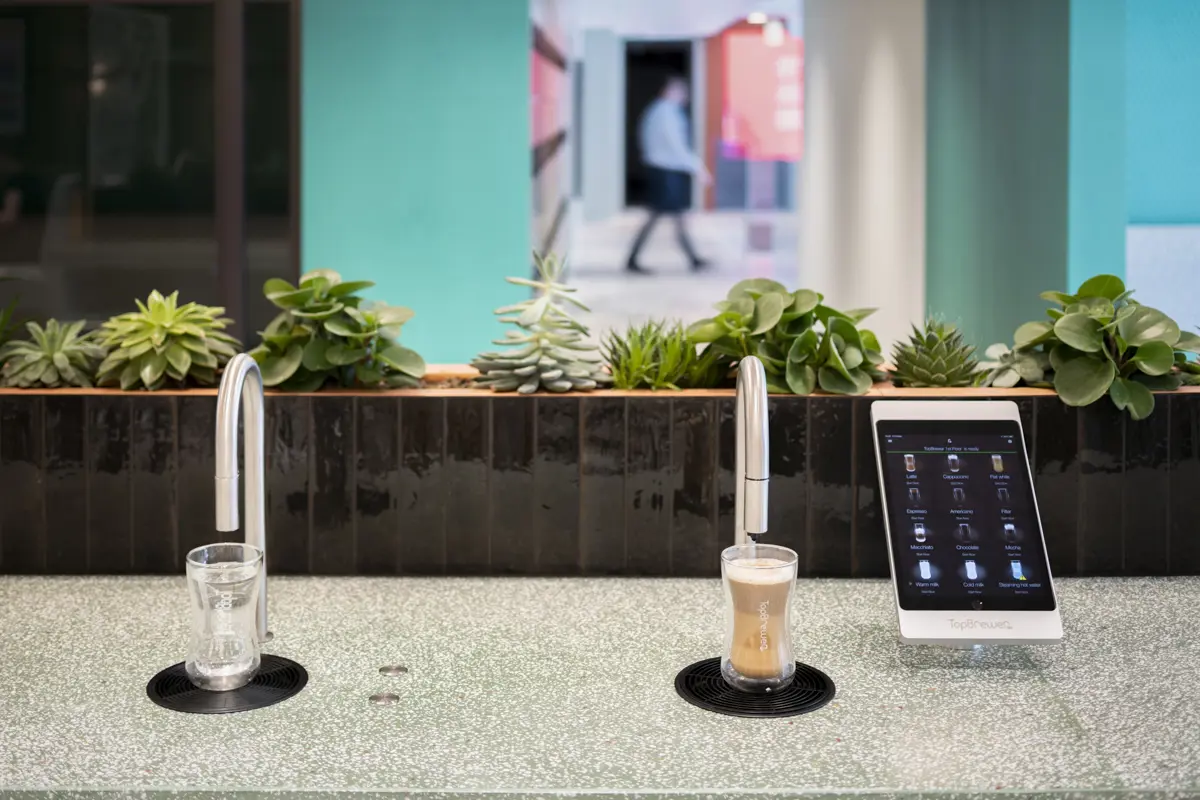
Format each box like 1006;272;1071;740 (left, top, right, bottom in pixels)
215;353;269;642
735;355;769;545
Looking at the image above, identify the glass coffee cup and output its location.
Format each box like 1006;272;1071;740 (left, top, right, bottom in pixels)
185;543;263;691
720;543;798;692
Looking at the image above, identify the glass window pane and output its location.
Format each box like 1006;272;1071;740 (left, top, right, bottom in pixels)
0;3;217;325
245;0;294;335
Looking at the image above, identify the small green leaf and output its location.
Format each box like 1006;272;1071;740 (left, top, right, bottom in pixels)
687;319;726;343
325;343;367;366
1175;330;1200;354
323;318;359;337
1076;274;1126;300
1040;290;1077;306
860;329;882;354
728;278;789;299
374;305;415;326
302;337;332;371
326;280;375;298
140;351;167;388
1109;376;1131;410
1054;355;1116;407
259;343;303;386
1131;340;1175;376
1074;296;1115;321
785;361;816;395
1014;321;1055;348
1123;378;1155;420
818;365;873;395
1053;313;1104;352
789;289;821;316
267;288;317;309
263;278;297;297
378;343;427;377
750;293;786;335
165;342;191;377
787;328;820;363
1118;305;1180;347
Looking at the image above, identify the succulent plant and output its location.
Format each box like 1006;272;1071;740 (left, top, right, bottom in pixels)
982;274;1200;419
0;319;105;388
472;252;609;393
603;320;705;391
687;278;886;395
891;319;981;388
250;269;425;391
96;291;241;390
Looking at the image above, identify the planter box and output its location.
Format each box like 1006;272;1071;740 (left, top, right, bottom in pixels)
1;382;1198;577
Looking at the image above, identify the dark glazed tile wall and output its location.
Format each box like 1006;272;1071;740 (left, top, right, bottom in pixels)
0;391;1196;577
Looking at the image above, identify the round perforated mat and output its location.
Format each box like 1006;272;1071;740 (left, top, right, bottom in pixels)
674;657;836;718
146;655;307;714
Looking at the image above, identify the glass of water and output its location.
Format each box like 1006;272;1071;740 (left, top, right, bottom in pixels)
185;543;263;691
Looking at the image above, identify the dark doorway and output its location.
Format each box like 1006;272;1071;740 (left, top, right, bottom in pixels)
624;41;692;207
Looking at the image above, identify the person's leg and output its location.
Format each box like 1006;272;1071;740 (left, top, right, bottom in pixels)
625;212;660;273
671;213;709;269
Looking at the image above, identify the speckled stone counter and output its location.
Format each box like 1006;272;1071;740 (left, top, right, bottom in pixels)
0;576;1196;799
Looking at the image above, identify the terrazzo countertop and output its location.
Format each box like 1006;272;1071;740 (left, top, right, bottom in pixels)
0;576;1196;800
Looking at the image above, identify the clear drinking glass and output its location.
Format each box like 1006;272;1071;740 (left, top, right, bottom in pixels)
185;543;263;691
720;543;798;693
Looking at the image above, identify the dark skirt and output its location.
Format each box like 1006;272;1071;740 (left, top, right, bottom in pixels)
644;166;690;213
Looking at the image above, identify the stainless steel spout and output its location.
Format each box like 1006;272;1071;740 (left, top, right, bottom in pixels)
215;353;269;642
735;355;769;545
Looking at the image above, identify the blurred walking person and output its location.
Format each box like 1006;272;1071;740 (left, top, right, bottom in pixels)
625;76;711;274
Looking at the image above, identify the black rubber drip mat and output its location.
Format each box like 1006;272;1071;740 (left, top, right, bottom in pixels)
147;654;308;714
674;657;835;718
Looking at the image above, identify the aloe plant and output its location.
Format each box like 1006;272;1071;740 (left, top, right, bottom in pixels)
250;269;425;391
603;320;713;391
0;319;105;388
96;291;241;390
472;252;609;393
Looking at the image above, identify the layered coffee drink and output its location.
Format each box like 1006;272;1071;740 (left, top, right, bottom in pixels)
720;544;798;692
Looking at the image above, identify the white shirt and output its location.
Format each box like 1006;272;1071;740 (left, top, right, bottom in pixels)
639;98;704;174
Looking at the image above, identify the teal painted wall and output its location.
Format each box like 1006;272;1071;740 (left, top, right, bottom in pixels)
1067;0;1126;289
1127;0;1200;223
926;0;1070;349
302;0;530;363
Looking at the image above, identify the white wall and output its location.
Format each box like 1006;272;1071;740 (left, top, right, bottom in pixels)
801;0;925;350
580;28;625;222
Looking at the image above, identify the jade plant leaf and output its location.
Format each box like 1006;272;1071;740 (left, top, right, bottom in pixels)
786;361;816;395
1118;305;1180;347
1014;321;1055;348
750;292;786;335
1054;355;1116;407
1131;340;1175;376
257;342;303;386
1077;274;1126;300
1176;330;1200;354
1053;313;1104;352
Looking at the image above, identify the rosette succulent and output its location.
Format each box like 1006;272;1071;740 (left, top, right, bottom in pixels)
96;291;240;390
471;251;609;393
0;319;105;388
891;319;981;388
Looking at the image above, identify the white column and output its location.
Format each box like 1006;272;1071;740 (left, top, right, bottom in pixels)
800;0;926;350
581;28;625;222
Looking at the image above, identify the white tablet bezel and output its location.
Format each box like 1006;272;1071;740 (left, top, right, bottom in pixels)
871;400;1063;647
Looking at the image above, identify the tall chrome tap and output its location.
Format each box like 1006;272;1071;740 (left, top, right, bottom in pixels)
215;353;269;642
735;355;769;545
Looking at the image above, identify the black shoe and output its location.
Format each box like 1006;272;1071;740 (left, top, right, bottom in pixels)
689;258;712;271
626;262;653;274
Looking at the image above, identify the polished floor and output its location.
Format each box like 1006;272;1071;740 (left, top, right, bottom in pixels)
566;208;800;339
